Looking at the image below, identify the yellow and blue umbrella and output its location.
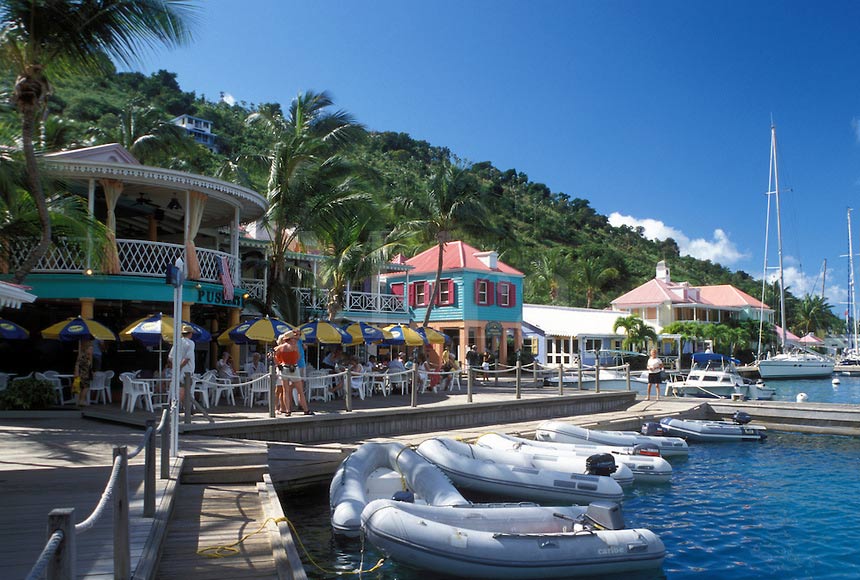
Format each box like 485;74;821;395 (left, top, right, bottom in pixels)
383;324;427;347
41;317;117;342
120;314;211;345
298;321;352;344
0;319;29;340
342;322;393;345
218;316;294;345
417;326;448;345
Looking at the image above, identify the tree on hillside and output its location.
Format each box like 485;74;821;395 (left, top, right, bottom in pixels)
575;257;619;308
92;100;196;164
393;160;486;326
0;0;196;283
613;314;658;352
795;294;838;337
526;247;569;304
247;91;367;319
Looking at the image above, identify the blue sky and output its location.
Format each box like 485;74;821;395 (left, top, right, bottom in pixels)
133;0;860;313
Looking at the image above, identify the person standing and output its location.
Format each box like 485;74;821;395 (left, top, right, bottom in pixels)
646;348;664;401
274;329;313;416
74;338;94;406
167;325;195;407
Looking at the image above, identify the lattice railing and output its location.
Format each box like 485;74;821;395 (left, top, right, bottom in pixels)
118;239;184;278
243;278;266;301
8;237;88;272
295;288;406;315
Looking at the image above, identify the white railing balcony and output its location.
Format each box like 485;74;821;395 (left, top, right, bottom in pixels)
10;238;238;285
242;278;266;302
295;288;407;316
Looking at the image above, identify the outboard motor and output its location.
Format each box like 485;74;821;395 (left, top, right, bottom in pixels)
632;442;661;457
732;410;752;425
641;421;668;436
392;490;415;503
585;453;617;476
582;501;625;530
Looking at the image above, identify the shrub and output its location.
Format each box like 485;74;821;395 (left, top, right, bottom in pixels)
0;378;57;410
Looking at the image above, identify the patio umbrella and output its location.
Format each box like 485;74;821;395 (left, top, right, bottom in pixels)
298;321;352;344
218;316;294;345
342;322;393;345
417;326;448;344
119;314;211;345
383;324;427;347
41;317;117;342
0;319;29;340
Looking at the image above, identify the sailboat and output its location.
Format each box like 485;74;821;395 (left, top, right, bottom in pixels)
756;124;834;380
836;209;860;375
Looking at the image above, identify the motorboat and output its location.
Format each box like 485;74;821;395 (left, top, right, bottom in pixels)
329;441;468;536
475;432;673;484
667;352;775;400
416;437;625;504
361;499;666;579
642;411;767;442
757;349;834;379
543;367;632;390
536;420;689;458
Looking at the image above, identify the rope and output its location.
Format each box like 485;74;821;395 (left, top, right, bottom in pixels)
75;455;123;533
127;425;153;460
392;445;411;490
25;530;64;580
197;516;386;575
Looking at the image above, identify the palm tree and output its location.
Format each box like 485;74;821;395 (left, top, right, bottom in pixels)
575;258;619;308
795;294;833;336
613;314;658;352
247;91;367;317
0;0;196;283
93;100;196;164
527;247;568;303
393;161;485;326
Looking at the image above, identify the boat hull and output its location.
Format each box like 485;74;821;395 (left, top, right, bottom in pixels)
757;358;834;379
657;417;767;442
536;421;689;458
361;499;666;579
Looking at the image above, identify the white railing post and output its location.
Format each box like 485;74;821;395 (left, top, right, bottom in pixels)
144;420;155;518
345;369;353;412
467;367;474;403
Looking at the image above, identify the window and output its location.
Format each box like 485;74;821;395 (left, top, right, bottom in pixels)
547;338;573;366
436;279;455;306
496;281;516;307
414;282;427;306
475;279;494;305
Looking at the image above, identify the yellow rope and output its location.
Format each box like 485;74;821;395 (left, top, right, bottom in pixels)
197;515;386;575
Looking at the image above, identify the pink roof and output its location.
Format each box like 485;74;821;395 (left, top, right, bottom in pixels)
396;241;523;276
775;325;800;342
612;280;770;310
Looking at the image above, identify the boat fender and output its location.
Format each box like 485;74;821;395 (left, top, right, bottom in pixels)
585;453;617;476
392;490;415;503
732;411;752;425
641;422;668;437
582;501;625;531
632;443;661;457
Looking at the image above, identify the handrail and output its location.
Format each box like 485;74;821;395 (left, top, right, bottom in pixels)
26;408;170;580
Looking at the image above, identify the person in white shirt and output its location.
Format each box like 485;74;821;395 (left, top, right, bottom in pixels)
167;325;195;406
646;348;664;401
245;352;266;375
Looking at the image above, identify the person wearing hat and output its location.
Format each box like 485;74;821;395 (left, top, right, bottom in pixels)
168;324;196;407
466;344;480;373
273;329;313;416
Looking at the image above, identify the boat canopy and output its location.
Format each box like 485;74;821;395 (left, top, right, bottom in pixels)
691;352;740;366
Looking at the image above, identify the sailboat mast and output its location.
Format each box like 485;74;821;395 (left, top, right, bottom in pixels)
771;124;788;351
849;208;858;350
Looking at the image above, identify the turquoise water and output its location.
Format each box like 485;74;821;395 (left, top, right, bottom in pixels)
280;400;860;578
766;374;860;404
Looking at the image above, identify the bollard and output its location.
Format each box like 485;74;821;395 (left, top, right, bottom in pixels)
411;366;418;408
345;369;353;412
533;362;537;383
467;368;474;403
144;420;155;518
160;411;170;480
577;363;582;392
47;508;75;580
113;446;130;580
625;363;631;391
183;374;192;424
269;366;277;418
595;359;600;393
515;361;522;399
558;363;564;396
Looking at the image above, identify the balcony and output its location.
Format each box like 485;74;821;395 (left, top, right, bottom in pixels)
295;287;408;321
9;238;238;285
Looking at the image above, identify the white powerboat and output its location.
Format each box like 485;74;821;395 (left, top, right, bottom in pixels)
362;499;666;579
757;349;834;379
536;420;689;458
642;412;767;442
329;441;468;536
667;352;775;400
476;432;673;484
416;437;625;504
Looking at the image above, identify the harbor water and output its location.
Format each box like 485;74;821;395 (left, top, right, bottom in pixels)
280;377;860;579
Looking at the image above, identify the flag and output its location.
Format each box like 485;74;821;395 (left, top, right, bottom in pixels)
218;256;234;301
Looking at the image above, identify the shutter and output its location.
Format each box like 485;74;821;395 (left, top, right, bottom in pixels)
508;283;516;307
408;282;416;306
390;282;404;296
424;282;434;306
474;279;481;304
445;279;456;305
486;280;495;306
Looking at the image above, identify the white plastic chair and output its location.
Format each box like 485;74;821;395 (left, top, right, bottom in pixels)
211;375;237;406
121;374;153;413
88;370;114;404
191;370;216;408
369;372;390;397
246;373;270;407
388;372;409;396
37;372;66;405
350;372;367;400
306;372;332;402
446;371;461;391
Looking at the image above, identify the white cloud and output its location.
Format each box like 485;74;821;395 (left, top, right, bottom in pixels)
221;92;236;106
608;212;748;266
